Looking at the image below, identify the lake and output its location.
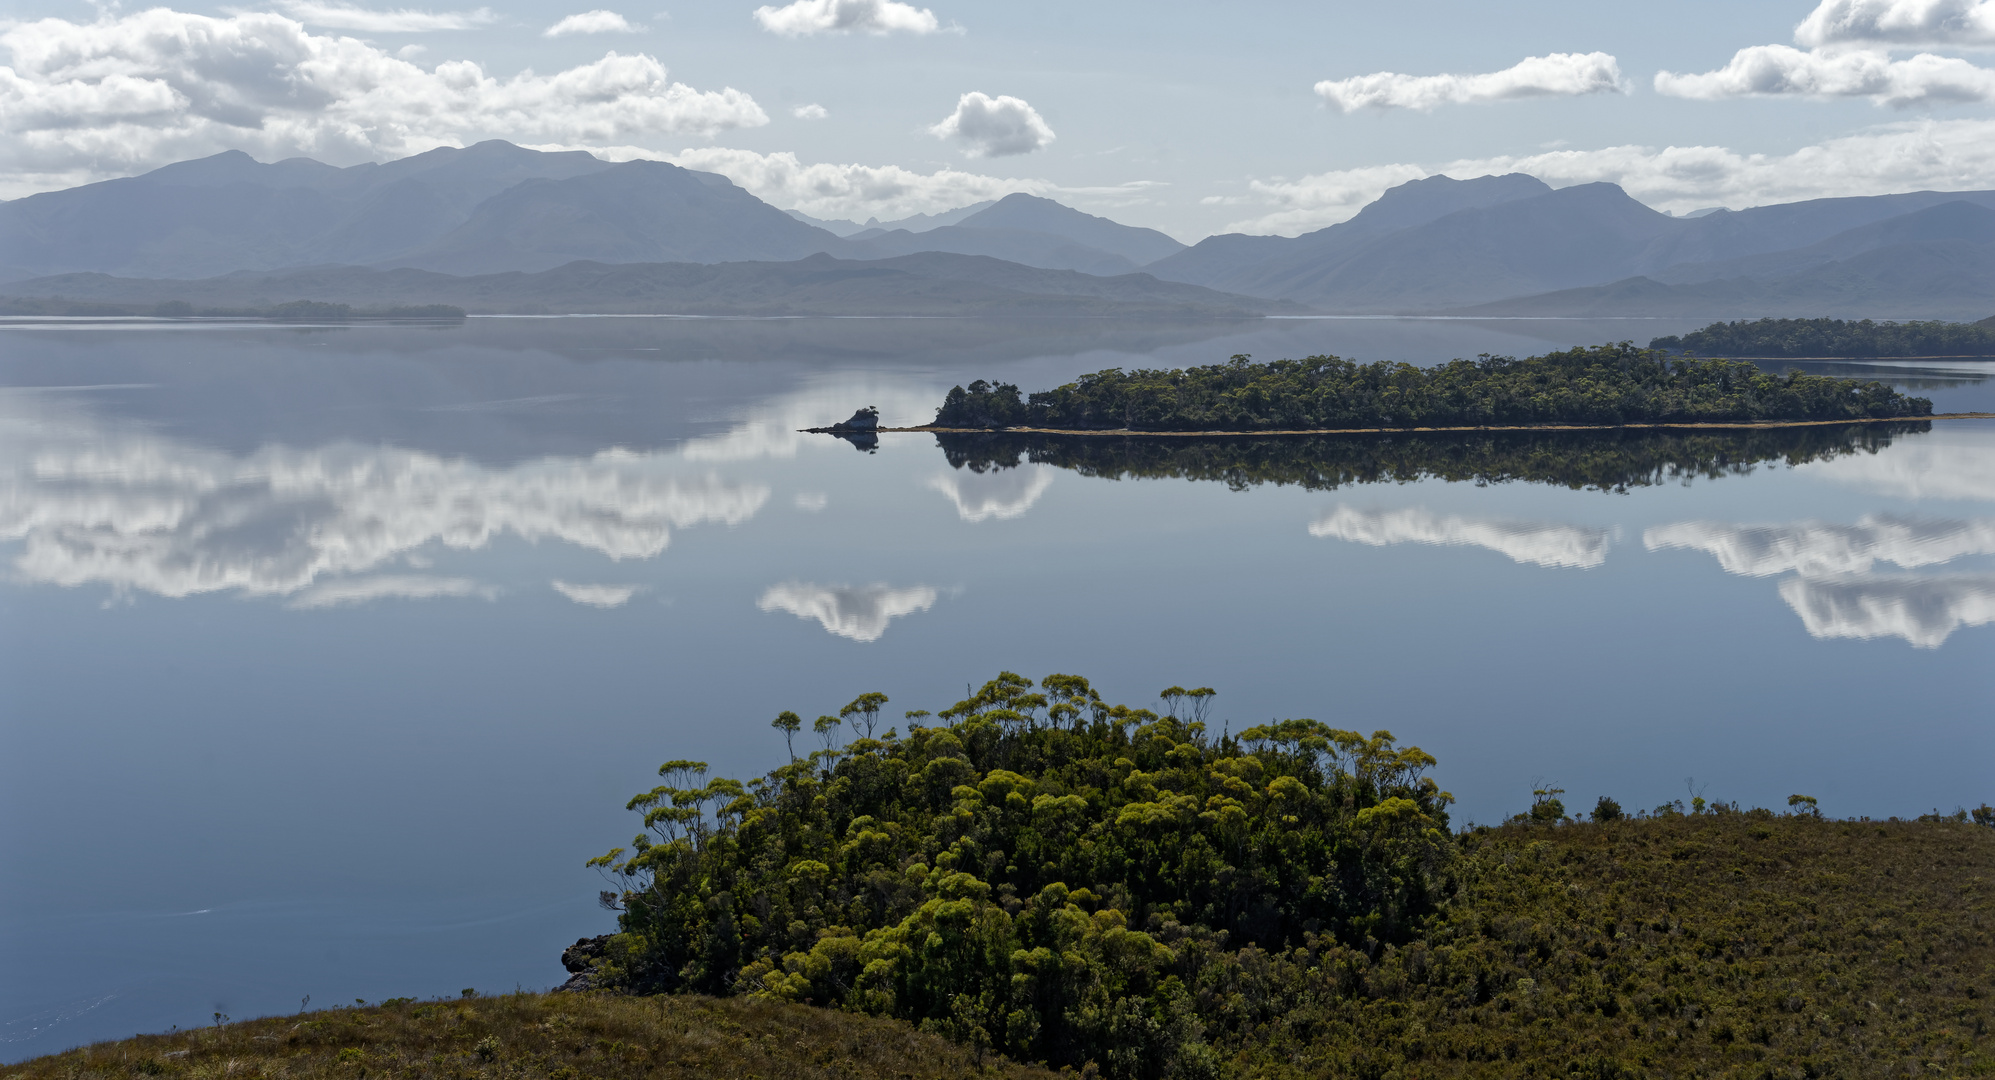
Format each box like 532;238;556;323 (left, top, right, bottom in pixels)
2;315;1991;1061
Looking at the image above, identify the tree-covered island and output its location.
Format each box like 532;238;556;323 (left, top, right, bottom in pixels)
1652;317;1995;358
929;345;1931;432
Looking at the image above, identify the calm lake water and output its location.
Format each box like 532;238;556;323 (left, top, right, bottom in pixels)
3;316;1991;1061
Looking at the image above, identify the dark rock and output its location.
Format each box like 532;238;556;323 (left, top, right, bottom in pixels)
562;935;609;972
830;406;880;431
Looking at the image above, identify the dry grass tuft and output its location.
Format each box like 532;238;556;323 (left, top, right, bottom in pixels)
0;992;1059;1080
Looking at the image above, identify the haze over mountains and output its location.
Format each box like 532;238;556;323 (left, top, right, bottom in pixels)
4;140;1993;319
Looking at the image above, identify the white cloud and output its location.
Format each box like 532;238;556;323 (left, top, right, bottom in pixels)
794;491;829;511
273;0;495;32
792;102;828;119
1223;117;1995;234
0;390;769;601
929;91;1054;157
659;146;1044;220
551;580;641;607
0;9;766;196
926;466;1053;522
1656;45;1995;106
756;581;938;641
544;10;642;36
752;0;940;36
291;574;497;608
1796;0;1995;47
1309;506;1611;569
1644;515;1995;576
1778;572;1995;646
1315;52;1624;113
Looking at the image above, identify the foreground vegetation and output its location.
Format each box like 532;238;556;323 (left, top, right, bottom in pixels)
575;674;1993;1079
931;346;1931;431
1653;317;1995;358
2;992;1055;1080
936;422;1922;494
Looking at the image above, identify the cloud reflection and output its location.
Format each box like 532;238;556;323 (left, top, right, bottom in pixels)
0;397;769;601
1801;436;1995;502
291;575;498;608
756;581;938;641
551;581;641;608
1643;516;1995;576
1309;506;1611;568
928;466;1054;522
1778;574;1995;648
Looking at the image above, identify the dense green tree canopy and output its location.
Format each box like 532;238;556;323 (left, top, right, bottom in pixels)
586;674;1453;1077
1653;317;1995;358
932;346;1930;432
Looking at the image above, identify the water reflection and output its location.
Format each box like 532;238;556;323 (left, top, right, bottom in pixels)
1311;507;1611;569
930;424;1925;494
1779;574;1995;648
927;466;1056;522
755;582;940;642
0;392;768;603
1644;516;1995;576
1801;435;1995;502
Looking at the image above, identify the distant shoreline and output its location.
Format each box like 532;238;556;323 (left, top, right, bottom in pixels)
810;413;1992;437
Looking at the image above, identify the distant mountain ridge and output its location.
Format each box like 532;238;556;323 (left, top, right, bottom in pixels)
8;141;1995;319
3;252;1296;317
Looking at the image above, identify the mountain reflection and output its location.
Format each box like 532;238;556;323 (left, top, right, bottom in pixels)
1312;507;1611;568
932;423;1926;494
0;407;769;602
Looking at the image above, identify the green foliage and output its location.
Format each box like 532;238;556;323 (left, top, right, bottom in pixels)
587;674;1454;1078
1;992;1057;1080
935;422;1926;495
932;346;1930;431
1654;316;1995;358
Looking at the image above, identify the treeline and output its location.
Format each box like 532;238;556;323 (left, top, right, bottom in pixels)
935;422;1925;494
932;346;1931;432
1652;317;1995;358
577;674;1995;1079
0;297;465;320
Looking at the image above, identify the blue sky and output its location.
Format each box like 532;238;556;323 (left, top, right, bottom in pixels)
6;0;1995;237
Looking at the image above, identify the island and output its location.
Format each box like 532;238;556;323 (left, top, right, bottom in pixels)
923;345;1934;433
1652;316;1995;358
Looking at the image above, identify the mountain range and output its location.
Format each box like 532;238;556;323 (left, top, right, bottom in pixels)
3;140;1993;319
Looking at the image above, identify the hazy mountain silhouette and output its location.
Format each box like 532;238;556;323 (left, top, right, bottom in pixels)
4;251;1297;317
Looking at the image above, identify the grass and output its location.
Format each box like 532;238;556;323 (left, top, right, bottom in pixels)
6;813;1989;1079
0;993;1058;1080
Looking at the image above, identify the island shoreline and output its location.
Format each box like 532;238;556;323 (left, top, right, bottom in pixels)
806;412;1993;437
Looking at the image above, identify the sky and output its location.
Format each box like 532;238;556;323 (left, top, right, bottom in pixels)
7;0;1995;239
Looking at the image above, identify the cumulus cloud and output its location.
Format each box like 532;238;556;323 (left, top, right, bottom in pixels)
1778;572;1995;646
0;8;766;196
926;466;1054;522
635;145;1045;222
1644;515;1995;576
1223;117;1995;233
551;580;641;607
1315;52;1624;113
929;92;1054;157
1796;0;1995;46
0;392;769;602
1309;506;1611;569
543;10;642;36
291;575;497;608
1656;45;1995;106
756;582;938;641
752;0;940;36
274;1;495;32
792;102;828;119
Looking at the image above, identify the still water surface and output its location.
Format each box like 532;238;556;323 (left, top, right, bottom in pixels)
2;316;1991;1060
